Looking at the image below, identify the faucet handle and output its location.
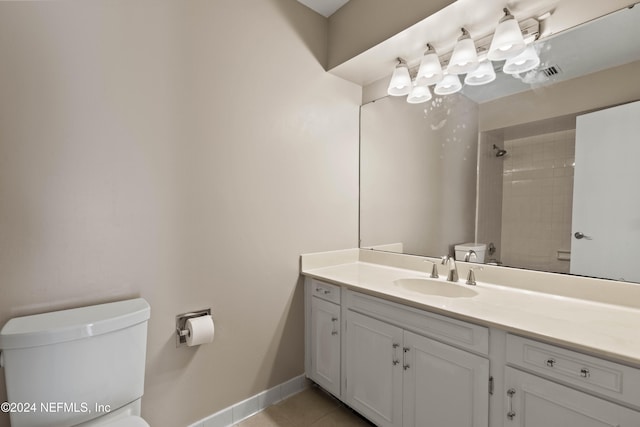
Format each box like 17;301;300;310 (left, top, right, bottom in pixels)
424;260;439;279
466;267;483;286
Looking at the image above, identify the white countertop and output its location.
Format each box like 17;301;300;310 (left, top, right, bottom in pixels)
302;259;640;366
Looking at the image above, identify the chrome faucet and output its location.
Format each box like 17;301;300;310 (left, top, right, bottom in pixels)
463;250;477;262
441;255;459;282
424;260;439;278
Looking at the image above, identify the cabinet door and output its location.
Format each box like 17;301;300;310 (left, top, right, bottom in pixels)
403;331;489;427
310;297;341;397
504;367;640;427
346;310;403;427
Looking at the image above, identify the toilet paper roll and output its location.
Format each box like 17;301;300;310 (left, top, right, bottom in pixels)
186;315;215;346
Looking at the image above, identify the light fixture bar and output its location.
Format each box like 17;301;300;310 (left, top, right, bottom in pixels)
388;15;542;104
406;18;539;76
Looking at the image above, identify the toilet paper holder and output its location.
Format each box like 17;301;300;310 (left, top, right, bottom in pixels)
175;308;211;347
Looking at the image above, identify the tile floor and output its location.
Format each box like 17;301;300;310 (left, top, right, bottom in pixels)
232;386;375;427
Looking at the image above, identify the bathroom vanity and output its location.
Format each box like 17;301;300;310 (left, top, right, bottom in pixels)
302;249;640;427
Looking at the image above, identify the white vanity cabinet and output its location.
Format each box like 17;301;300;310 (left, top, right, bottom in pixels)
306;279;341;397
304;274;640;427
504;334;640;427
345;290;490;427
345;310;402;427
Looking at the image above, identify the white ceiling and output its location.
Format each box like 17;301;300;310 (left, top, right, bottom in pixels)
296;0;350;17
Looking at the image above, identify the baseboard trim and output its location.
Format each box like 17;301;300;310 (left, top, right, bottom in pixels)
187;374;309;427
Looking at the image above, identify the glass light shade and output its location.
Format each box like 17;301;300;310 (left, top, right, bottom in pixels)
488;13;526;61
503;45;540;74
434;74;462;95
416;48;443;86
407;83;432;104
447;35;479;75
387;62;412;96
464;61;496;86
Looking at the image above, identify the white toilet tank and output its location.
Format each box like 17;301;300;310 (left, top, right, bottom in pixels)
454;243;487;263
0;298;150;427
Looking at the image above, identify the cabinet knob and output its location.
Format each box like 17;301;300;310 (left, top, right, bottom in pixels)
546;358;556;367
580;368;590;378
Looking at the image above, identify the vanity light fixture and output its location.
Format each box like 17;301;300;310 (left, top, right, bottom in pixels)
387;58;412;96
488;8;527;61
385;8;548;104
434;73;462;95
503;45;541;74
464;60;496;86
416;44;444;86
407;82;433;104
447;28;479;75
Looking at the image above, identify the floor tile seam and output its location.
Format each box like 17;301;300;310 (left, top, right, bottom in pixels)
278;390;342;425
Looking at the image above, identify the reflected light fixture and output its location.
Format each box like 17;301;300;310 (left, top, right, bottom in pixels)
407;82;433;104
464;60;496;86
503;45;540;74
488;8;527;61
387;58;412;96
416;44;444;86
447;28;479;75
434;73;462;95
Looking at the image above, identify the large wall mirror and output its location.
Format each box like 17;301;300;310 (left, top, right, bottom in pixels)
360;4;640;283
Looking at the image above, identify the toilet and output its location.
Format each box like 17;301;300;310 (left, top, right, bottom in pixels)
0;298;151;427
454;242;487;263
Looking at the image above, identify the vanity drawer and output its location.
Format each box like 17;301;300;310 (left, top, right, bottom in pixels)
346;290;488;355
506;334;640;408
309;279;341;304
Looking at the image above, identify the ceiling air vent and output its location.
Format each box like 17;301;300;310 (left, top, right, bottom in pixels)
541;65;561;77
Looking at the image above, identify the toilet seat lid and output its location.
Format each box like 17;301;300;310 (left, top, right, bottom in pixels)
104;415;150;427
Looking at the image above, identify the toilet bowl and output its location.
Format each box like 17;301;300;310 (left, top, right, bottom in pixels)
77;400;150;427
88;415;149;427
107;417;149;427
0;298;152;427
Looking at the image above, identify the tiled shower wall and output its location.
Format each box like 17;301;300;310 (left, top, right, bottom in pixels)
500;129;576;273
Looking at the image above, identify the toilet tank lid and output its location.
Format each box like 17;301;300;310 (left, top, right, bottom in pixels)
454;243;487;251
0;298;150;350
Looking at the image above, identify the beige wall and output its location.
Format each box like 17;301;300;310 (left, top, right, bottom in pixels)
327;0;455;70
479;60;640;132
360;94;478;257
0;1;360;427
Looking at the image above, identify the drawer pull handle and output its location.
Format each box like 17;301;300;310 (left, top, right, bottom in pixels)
331;317;338;336
580;368;590;378
392;343;400;366
403;347;410;370
546;358;556;367
316;287;322;292
324;290;331;294
507;388;516;420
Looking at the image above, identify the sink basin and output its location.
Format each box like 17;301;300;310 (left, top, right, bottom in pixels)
394;278;477;298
